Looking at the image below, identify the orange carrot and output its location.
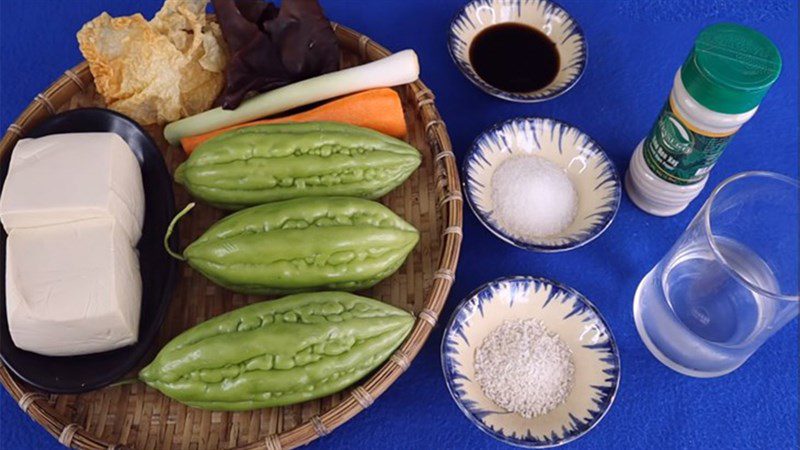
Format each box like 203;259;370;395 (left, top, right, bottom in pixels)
180;88;407;154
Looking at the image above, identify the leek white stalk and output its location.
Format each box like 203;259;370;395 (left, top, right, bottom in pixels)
164;49;420;145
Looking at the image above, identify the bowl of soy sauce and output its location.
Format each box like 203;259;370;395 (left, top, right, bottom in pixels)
448;0;587;102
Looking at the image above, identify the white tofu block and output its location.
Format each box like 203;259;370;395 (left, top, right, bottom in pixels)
0;132;145;245
5;218;142;356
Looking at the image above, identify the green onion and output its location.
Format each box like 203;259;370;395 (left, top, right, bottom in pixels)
164;50;420;145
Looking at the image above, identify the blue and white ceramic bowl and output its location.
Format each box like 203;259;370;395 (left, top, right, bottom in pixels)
449;0;587;102
441;277;620;448
463;117;620;252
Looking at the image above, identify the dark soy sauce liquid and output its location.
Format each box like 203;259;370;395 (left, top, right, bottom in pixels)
469;23;560;93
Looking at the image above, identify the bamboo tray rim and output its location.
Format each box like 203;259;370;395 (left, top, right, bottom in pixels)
0;23;463;450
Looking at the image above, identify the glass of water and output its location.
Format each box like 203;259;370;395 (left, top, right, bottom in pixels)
633;171;799;377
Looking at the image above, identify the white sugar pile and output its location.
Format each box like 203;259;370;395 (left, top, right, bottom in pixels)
474;318;575;418
490;155;578;239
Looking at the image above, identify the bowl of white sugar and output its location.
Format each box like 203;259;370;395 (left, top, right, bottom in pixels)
441;276;620;447
463;117;620;252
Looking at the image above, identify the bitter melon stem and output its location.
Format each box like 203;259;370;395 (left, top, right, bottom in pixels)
106;377;140;388
164;202;196;261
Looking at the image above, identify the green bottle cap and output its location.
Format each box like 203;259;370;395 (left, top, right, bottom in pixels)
680;23;782;114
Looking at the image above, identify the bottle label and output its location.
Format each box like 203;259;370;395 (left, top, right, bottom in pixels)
642;98;736;185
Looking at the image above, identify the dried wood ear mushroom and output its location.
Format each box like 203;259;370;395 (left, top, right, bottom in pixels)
77;0;227;125
212;0;340;109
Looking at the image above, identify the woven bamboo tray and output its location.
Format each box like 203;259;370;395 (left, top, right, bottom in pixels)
0;23;462;449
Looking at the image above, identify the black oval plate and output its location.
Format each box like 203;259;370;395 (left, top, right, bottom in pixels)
0;108;178;393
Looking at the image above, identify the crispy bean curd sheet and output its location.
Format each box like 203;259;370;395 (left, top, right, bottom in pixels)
77;0;228;125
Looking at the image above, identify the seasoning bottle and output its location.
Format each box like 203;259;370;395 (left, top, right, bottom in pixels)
625;23;781;216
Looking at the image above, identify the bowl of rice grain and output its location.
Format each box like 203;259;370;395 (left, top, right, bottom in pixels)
441;276;620;447
463;117;620;252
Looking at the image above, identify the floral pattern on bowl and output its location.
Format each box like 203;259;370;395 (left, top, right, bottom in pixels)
448;0;587;102
463;117;620;252
441;276;620;448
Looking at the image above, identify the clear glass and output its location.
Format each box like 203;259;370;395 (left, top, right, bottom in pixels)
633;171;799;377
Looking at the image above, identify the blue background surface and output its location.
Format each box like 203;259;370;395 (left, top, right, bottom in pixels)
1;0;797;448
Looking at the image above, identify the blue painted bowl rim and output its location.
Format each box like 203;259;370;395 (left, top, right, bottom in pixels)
461;117;622;253
447;0;588;103
440;275;621;448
